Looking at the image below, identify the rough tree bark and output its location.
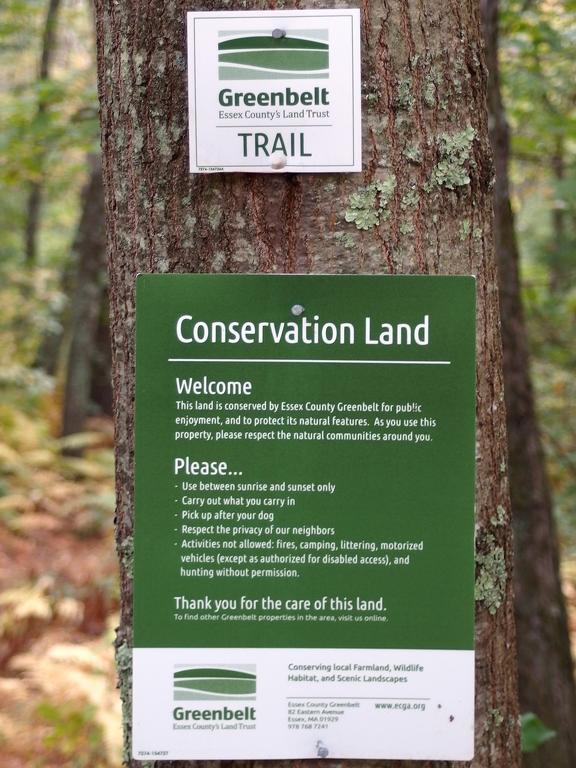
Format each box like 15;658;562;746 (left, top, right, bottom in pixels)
95;1;520;766
24;0;62;266
481;2;576;766
61;153;108;439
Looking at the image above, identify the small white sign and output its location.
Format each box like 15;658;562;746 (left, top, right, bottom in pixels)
133;648;474;761
186;9;362;173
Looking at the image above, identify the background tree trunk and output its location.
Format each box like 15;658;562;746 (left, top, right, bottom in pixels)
34;160;110;391
61;153;108;440
95;1;520;766
89;299;113;418
24;0;62;267
481;2;576;766
550;137;567;293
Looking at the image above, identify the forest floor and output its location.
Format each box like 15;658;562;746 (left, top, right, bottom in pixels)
0;407;121;767
0;410;575;767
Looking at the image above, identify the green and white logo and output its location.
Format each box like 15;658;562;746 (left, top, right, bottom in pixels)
174;666;257;701
218;31;329;80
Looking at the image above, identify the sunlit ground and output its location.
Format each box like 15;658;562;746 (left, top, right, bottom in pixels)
0;405;121;767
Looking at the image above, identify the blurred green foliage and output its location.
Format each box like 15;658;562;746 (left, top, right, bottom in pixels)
37;700;108;767
520;711;557;753
0;0;99;407
501;0;576;553
0;0;98;266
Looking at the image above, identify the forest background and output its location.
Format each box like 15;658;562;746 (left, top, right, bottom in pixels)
0;1;574;766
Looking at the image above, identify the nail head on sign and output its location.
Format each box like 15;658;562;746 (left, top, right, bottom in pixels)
272;28;286;38
270;152;287;170
291;304;305;317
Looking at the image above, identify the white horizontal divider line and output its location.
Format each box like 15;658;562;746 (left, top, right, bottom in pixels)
168;358;451;365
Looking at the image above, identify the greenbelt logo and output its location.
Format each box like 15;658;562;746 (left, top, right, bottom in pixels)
218;31;329;80
174;666;256;701
173;705;256;723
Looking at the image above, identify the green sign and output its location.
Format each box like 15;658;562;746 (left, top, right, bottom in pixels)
132;274;475;761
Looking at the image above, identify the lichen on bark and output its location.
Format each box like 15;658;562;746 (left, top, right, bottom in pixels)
432;127;476;190
475;533;507;614
344;176;397;230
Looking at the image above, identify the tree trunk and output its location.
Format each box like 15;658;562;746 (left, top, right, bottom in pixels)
24;0;63;267
481;2;576;767
89;297;113;418
95;1;520;766
34;179;107;380
61;153;107;439
550;137;567;293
